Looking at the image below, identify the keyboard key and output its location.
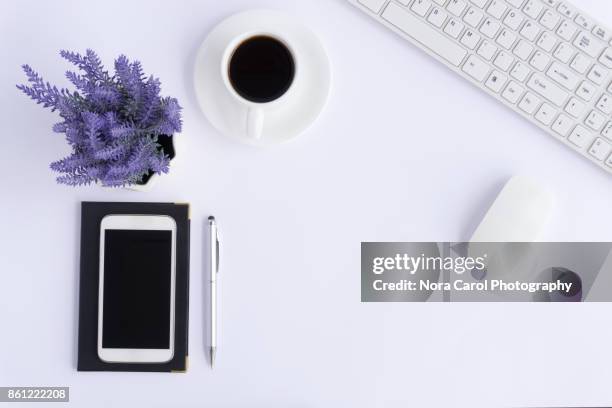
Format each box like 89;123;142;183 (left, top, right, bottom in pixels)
497;29;517;50
565;97;585;118
599;48;612;68
575;15;594;31
462;55;490;81
521;21;540;41
478;40;498;60
570;53;592;74
574;32;605;58
558;3;576;19
487;0;507;19
504;9;524;31
382;3;468;66
461;29;481;49
547;62;581;90
464;7;484;27
411;0;432;16
358;0;386;13
428;7;448;27
480;18;501;38
542;0;557;6
588;65;608;85
576;81;597;101
485;71;508;92
502;81;524;103
553;42;575;63
593;26;612;42
447;0;467;16
510;61;531;81
506;0;525;8
568;126;592;148
537;32;557;52
514;40;534;60
589;138;612;160
602;122;612;140
433;0;449;5
530;51;550;71
470;0;488;8
523;0;543;19
540;10;560;30
535;103;556;125
444;19;464;38
552;114;573;136
606;155;612;168
557;20;578;41
519;92;541;114
597;94;612;114
527;74;567;106
585;110;606;131
494;51;514;71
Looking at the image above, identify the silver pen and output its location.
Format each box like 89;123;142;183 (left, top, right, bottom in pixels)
208;216;219;368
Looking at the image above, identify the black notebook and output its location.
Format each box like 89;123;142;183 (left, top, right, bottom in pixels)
77;202;190;372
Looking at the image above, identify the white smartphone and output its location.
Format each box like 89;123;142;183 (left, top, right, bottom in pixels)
97;215;176;363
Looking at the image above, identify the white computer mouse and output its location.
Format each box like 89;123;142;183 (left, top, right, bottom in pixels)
468;176;555;285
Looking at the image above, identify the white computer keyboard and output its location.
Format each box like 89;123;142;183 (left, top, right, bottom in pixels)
350;0;612;175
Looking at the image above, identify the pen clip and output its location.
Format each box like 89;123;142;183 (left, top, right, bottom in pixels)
215;231;220;274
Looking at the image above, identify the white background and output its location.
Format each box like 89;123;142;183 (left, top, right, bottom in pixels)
1;0;612;406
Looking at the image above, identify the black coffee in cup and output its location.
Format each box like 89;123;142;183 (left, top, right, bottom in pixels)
228;36;295;103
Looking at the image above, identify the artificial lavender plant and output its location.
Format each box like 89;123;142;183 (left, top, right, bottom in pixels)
17;49;182;187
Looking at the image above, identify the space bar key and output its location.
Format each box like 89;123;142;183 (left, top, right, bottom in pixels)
381;2;467;66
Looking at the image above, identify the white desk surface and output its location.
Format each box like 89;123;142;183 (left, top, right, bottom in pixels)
1;0;612;406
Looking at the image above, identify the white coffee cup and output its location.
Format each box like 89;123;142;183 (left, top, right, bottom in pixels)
220;32;299;140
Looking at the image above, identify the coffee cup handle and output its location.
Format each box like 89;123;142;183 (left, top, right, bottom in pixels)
246;107;264;140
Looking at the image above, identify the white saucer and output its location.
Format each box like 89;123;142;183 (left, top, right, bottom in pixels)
194;10;331;146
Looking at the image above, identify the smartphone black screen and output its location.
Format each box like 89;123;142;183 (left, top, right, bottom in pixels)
102;229;172;349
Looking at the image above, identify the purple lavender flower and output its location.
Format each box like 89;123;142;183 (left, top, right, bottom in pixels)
17;49;183;187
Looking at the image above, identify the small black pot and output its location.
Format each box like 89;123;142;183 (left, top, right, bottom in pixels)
137;134;176;186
